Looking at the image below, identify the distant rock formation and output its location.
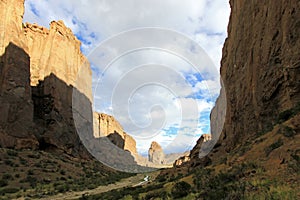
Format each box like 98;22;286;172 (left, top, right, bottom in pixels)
93;112;137;155
148;141;165;164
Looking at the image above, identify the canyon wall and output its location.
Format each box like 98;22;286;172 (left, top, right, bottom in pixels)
191;0;300;165
216;0;300;151
0;0;92;158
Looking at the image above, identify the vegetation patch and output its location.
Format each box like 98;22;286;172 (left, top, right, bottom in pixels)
279;125;296;137
264;138;284;156
277;102;300;123
171;181;191;199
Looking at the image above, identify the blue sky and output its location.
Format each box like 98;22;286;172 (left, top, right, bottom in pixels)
23;0;230;155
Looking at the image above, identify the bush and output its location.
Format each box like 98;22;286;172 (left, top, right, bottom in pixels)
277;102;300;123
0;179;8;187
60;169;66;175
4;159;14;166
19;158;27;165
55;184;70;193
27;169;34;175
281;126;296;137
265;139;284;156
0;187;19;195
156;175;167;183
2;173;13;180
171;181;191;198
144;191;168;200
7;149;18;157
278;110;294;123
24;175;37;188
27;153;40;159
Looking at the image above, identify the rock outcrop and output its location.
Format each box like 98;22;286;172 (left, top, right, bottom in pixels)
148;141;165;164
0;0;92;158
187;134;212;167
173;155;190;167
93;112;137;154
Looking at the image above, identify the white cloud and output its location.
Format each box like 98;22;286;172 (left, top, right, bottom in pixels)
23;0;230;155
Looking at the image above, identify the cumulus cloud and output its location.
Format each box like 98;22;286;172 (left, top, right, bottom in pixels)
23;0;230;154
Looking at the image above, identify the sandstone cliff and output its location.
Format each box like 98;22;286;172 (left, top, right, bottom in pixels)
24;21;92;101
0;0;92;158
93;112;137;154
191;0;300;165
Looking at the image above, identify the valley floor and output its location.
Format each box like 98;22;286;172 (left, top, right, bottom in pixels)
37;171;160;200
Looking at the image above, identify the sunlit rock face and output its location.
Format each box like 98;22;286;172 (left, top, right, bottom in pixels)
0;0;92;158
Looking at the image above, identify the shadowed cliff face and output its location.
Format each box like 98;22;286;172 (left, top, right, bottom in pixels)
0;42;92;158
188;0;300;166
217;0;300;151
0;43;92;158
31;73;92;158
0;0;93;159
0;42;38;149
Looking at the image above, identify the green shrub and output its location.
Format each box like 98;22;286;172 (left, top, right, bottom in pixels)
144;191;168;200
156;175;167;183
55;184;70;193
60;169;66;175
19;158;27;165
27;153;40;159
0;179;8;187
171;181;191;198
278;110;294;123
4;159;14;166
2;173;13;180
277;102;300;123
281;126;296;137
24;175;37;187
27;169;34;175
265;139;284;156
7;149;18;157
0;187;19;195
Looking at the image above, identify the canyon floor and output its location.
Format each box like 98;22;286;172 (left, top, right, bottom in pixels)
37;171;161;200
0;111;299;200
